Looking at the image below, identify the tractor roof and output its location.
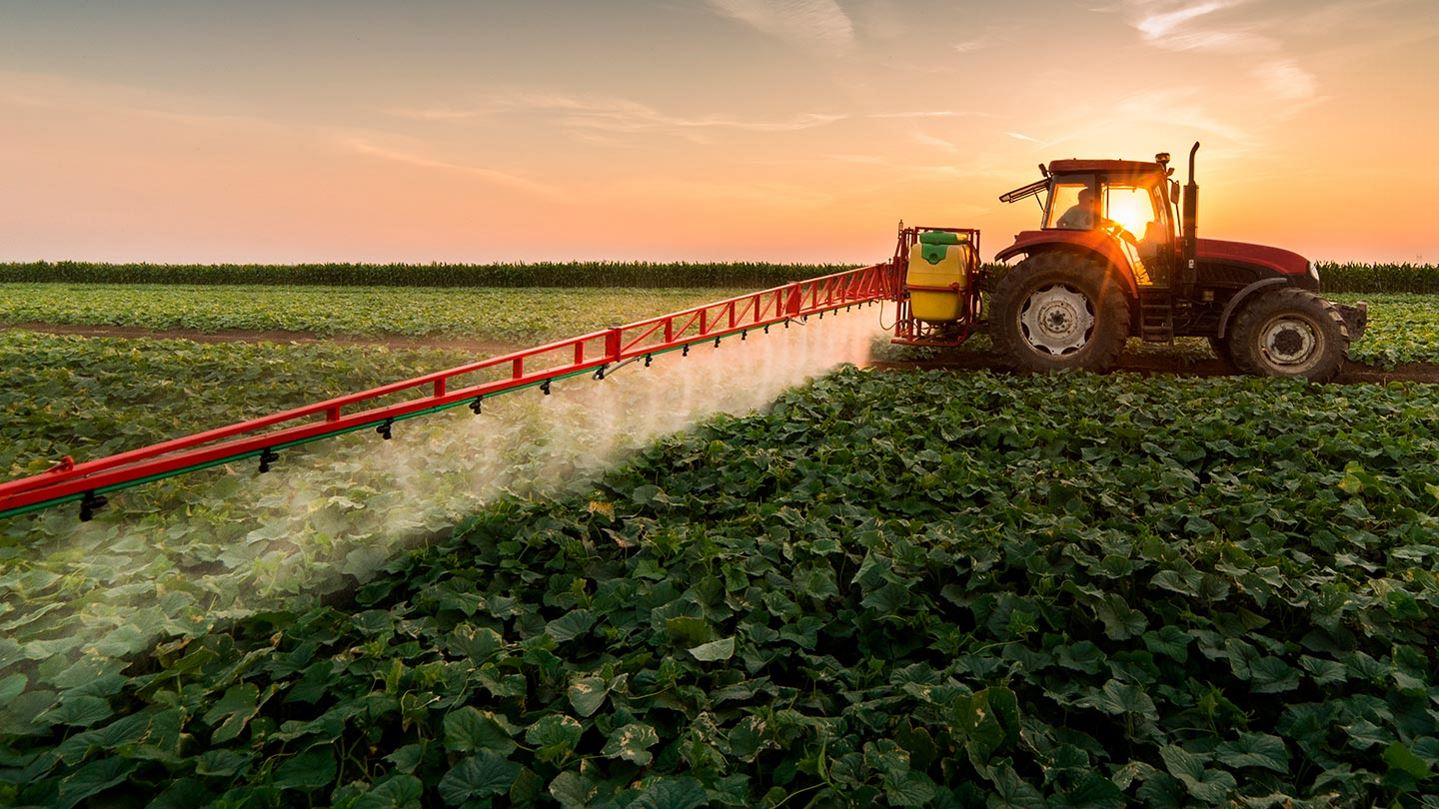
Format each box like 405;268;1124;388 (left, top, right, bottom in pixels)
1048;159;1163;176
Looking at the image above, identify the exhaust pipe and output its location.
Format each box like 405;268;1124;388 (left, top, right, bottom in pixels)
1182;142;1200;290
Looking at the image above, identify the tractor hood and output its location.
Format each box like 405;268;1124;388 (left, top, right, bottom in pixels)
997;232;1311;281
1197;239;1309;277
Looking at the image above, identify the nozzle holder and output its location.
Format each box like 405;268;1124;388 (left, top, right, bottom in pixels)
79;490;107;522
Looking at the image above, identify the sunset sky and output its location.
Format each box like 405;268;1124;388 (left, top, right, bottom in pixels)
2;0;1435;264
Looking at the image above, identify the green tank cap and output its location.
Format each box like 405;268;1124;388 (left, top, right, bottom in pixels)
918;231;968;245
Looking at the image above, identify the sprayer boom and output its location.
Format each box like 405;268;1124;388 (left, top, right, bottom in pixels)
0;265;900;522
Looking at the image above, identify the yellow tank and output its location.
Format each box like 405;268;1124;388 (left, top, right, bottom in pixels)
906;232;973;322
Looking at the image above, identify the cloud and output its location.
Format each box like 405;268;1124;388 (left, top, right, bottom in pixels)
1254;59;1318;103
380;106;490;121
499;93;847;135
911;132;960;153
951;39;986;53
1006;131;1042;144
1129;0;1269;52
706;0;855;48
612;176;835;209
1115;90;1253;144
340;138;559;198
868;110;968;119
1126;1;1321;108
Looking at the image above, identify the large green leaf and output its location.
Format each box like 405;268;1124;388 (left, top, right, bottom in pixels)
525;714;583;762
201;684;261;744
603;722;660;766
1215;734;1290;773
566;676;609;718
443;707;517;755
628;776;709;809
1159;745;1237;805
545;609;596;643
1078;680;1158;721
688;637;736;662
55;756;137;809
354;774;424;809
272;747;336;790
438;752;519;805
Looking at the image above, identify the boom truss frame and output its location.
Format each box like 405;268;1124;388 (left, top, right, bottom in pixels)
0;264;901;521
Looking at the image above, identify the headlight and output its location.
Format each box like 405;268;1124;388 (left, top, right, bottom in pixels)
1308;262;1320;283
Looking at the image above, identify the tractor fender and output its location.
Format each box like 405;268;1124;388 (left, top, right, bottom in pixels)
995;230;1139;298
1216;277;1288;339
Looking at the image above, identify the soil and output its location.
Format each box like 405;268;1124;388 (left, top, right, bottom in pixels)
868;351;1439;385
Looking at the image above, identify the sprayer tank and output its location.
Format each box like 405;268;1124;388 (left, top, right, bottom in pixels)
905;231;974;322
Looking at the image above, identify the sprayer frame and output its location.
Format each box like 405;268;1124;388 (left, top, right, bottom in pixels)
0;265;900;521
889;226;986;348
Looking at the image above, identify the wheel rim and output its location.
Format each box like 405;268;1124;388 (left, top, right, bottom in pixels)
1018;284;1095;355
1259;315;1322;369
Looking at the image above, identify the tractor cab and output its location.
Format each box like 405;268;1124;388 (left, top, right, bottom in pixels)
1003;157;1179;288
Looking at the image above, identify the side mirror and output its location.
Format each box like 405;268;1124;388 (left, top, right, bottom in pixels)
1170;180;1181;202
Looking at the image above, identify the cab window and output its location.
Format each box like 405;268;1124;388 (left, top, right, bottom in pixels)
1044;177;1095;230
1104;184;1166;243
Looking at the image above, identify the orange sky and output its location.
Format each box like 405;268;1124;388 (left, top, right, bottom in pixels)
1;1;1436;264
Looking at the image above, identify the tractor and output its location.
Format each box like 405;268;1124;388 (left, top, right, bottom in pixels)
897;143;1366;381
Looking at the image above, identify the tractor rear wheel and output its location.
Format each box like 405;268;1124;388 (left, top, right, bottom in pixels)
990;253;1130;373
1228;287;1349;381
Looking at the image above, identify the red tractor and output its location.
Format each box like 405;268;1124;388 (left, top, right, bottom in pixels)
896;143;1366;381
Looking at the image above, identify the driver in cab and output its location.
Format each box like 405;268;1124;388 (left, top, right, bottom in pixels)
1057;188;1098;229
1058;188;1138;245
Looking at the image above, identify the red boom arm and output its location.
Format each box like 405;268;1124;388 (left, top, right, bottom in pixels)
0;264;901;521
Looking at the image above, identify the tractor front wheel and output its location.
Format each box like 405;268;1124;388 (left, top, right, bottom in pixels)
1228;287;1349;381
1207;335;1234;367
990;253;1130;373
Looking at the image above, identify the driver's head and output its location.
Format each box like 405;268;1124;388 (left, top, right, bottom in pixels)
1077;188;1094;205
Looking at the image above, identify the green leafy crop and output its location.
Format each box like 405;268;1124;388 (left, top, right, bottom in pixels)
3;367;1436;807
0;285;745;343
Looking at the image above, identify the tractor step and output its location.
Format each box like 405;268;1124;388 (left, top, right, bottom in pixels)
1137;290;1174;343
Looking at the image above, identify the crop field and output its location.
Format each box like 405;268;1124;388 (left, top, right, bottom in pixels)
0;285;750;345
0;316;877;767
2;367;1436;807
1330;293;1439;368
0;332;475;480
1;273;1437;807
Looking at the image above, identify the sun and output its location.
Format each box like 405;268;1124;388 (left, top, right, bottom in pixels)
1105;189;1157;239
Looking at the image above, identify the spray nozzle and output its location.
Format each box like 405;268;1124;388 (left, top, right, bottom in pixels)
540;380;552;396
713;336;721;348
682;344;690;357
741;330;747;341
644;354;652;367
377;418;394;440
594;364;608;380
258;447;279;473
469;396;483;415
79;490;107;522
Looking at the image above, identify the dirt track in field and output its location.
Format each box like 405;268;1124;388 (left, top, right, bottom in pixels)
867;352;1439;385
9;321;1438;384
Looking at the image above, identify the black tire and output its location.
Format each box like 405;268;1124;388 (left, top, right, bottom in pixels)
1228;287;1349;381
1206;335;1238;370
990;252;1131;373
